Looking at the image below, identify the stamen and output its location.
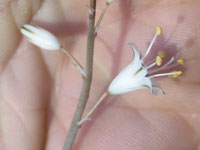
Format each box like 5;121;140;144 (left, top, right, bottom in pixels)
145;58;156;66
159;58;184;73
177;59;184;65
160;59;184;72
148;57;175;74
142;35;157;61
142;26;162;62
169;71;182;78
146;62;157;70
148;71;178;79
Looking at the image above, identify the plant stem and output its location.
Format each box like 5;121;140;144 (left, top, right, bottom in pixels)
63;0;96;149
61;47;85;77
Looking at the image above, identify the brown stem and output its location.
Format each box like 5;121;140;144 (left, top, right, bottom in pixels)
63;0;96;149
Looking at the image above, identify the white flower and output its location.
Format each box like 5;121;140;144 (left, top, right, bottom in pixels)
108;26;183;95
20;24;61;50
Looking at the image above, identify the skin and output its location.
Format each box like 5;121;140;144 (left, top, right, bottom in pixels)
0;0;200;149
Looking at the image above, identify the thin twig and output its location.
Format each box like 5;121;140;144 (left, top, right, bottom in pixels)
94;2;110;33
63;0;96;149
61;47;85;77
77;92;108;126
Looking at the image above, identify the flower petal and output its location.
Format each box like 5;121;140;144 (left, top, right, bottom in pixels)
108;76;152;95
108;43;151;95
128;43;141;64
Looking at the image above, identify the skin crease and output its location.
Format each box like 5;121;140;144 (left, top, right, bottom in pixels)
0;0;200;149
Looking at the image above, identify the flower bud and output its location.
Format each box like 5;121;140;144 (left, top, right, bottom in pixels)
106;0;116;4
20;24;61;50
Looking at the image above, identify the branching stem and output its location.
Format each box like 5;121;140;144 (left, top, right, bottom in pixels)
63;0;96;149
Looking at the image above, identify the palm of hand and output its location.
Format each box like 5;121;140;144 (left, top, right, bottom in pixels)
0;0;200;150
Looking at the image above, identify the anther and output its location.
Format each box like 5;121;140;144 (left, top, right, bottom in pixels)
156;50;166;66
177;59;184;65
176;71;183;75
156;56;162;66
156;26;162;35
169;71;183;78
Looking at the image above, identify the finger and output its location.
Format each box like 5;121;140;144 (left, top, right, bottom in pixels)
0;1;46;150
0;0;42;72
74;103;199;150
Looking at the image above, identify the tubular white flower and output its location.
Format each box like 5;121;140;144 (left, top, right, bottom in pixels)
108;44;152;95
20;24;61;50
108;26;183;95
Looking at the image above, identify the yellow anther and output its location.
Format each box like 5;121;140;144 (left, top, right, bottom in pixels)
169;71;183;78
156;26;162;35
169;73;178;78
177;59;184;65
158;50;166;58
176;71;183;75
156;56;162;66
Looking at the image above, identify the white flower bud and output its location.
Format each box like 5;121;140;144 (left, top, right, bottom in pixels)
20;24;61;50
106;0;116;4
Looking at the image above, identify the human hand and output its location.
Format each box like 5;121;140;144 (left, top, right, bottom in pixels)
0;0;200;150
